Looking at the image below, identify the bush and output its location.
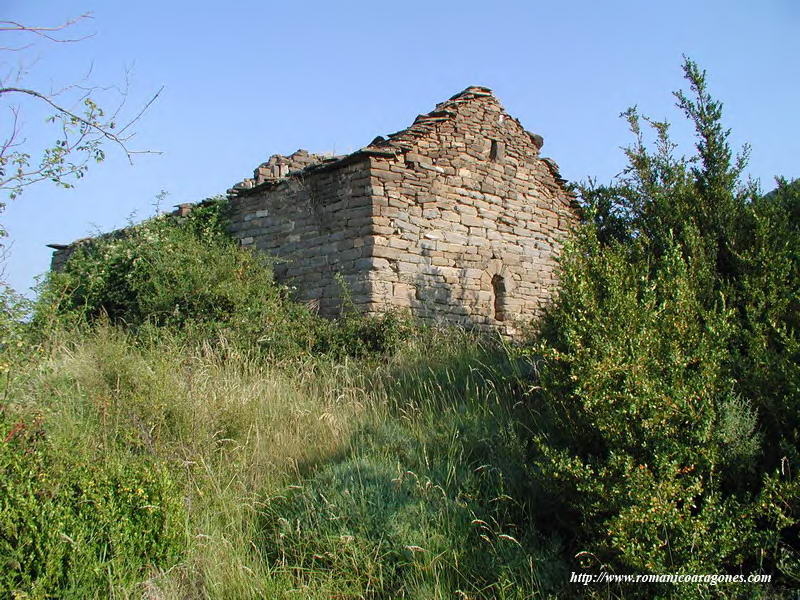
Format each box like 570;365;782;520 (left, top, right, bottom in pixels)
733;178;800;469
530;230;767;577
525;59;799;596
313;307;413;359
35;197;410;361
0;409;184;598
0;283;34;375
36;198;313;349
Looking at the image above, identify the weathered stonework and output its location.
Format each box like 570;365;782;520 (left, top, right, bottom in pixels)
226;150;381;317
51;86;578;336
225;86;578;335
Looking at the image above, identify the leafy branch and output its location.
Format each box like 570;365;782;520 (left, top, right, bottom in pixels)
0;12;162;201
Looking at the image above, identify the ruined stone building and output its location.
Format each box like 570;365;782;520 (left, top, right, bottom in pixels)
51;86;578;335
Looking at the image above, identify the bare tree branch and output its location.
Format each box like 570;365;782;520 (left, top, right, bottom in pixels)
0;86;163;161
0;43;34;52
117;86;163;135
0;105;23;160
0;12;162;201
0;13;95;43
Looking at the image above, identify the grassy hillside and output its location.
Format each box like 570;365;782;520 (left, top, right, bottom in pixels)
0;59;797;599
4;318;581;598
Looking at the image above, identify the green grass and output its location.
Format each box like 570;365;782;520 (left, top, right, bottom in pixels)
4;59;798;599
2;305;795;599
1;324;569;599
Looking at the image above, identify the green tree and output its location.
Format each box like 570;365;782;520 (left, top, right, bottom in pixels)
527;58;799;597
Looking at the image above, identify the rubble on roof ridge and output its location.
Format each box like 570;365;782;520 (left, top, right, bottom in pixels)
449;85;494;100
253;149;333;184
227;84;545;199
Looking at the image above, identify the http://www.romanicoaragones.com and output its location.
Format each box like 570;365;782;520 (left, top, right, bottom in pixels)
570;572;772;586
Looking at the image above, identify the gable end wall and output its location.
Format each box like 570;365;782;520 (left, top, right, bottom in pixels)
365;95;577;335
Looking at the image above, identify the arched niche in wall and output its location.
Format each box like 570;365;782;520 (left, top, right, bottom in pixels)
491;274;506;321
480;259;516;323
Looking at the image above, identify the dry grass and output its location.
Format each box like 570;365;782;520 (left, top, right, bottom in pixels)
6;324;562;599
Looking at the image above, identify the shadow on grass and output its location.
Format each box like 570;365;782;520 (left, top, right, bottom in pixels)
256;335;570;599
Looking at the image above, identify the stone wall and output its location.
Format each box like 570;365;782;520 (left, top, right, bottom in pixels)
48;242;84;272
51;86;577;335
355;86;576;335
227;150;382;316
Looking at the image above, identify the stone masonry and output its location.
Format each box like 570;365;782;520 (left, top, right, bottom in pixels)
225;86;577;335
51;86;578;336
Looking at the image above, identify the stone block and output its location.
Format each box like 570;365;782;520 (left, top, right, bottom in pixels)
461;215;484;228
372;245;405;260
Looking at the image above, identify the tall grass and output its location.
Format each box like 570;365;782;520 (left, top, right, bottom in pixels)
4;59;798;599
2;324;567;599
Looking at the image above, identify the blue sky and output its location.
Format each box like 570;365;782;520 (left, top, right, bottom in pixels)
2;0;799;296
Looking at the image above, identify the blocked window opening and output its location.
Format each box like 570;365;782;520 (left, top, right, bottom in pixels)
489;139;505;162
492;274;506;321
